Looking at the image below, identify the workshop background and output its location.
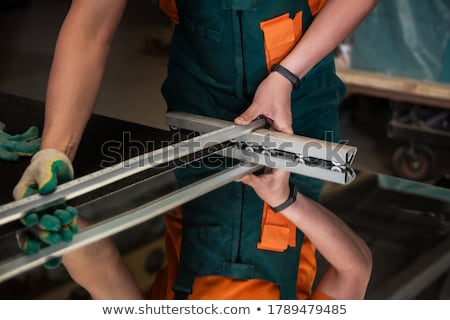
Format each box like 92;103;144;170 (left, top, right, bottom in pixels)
1;0;450;299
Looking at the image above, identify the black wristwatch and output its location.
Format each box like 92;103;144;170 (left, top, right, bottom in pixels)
270;183;298;212
272;64;301;89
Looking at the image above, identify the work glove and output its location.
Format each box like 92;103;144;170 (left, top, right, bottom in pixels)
13;149;78;269
0;121;41;161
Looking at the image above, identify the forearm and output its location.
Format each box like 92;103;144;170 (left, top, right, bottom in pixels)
281;0;379;78
234;0;378;128
41;0;127;160
62;216;143;300
283;196;370;272
42;41;107;159
282;194;372;299
64;245;143;300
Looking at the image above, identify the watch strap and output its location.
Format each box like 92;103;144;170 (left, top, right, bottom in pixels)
272;64;301;89
270;183;298;212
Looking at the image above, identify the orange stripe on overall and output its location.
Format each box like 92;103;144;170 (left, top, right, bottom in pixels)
147;207;330;299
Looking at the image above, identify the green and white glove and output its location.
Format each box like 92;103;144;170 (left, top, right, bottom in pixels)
0;121;41;161
13;149;78;269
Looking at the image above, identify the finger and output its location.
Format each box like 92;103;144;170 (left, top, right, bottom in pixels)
235;173;249;183
54;208;74;225
68;217;79;234
13;167;39;200
65;206;78;218
285;127;294;134
53;206;78;237
32;228;62;245
38;214;62;232
60;226;73;242
54;159;74;183
21;212;39;227
238;174;259;188
271;167;290;179
10;139;41;156
16;231;41;255
20;184;39;199
8;126;39;142
44;257;62;269
0;148;19;161
263;167;273;174
38;160;73;195
234;103;261;125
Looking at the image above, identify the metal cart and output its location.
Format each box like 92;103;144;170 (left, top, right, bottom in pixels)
337;68;450;182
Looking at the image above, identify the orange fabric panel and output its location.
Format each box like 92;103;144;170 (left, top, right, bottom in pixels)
190;276;280;299
148;207;317;300
308;0;328;17
260;11;303;71
296;237;317;299
147;208;183;300
158;0;180;25
257;202;296;251
310;290;334;300
257;224;290;251
293;12;303;43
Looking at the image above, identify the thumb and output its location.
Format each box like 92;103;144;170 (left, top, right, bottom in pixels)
234;103;261;125
13;164;39;200
236;174;259;189
13;149;74;198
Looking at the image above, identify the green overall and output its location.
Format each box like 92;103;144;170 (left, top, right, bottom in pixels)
160;0;347;299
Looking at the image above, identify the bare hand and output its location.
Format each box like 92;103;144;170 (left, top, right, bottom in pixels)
234;71;293;134
238;168;291;208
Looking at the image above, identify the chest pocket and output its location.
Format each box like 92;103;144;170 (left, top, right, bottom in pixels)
258;203;297;252
308;0;328;16
260;11;303;71
159;0;180;24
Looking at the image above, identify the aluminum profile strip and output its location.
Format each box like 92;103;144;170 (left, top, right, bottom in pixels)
167;111;232;134
0;163;262;283
219;148;356;185
0;118;266;226
166;111;357;165
237;130;357;166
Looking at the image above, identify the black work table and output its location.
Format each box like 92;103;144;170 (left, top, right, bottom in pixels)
0;92;175;298
0;92;173;205
1;93;450;300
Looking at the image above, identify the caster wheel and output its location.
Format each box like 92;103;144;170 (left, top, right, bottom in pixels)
392;145;434;181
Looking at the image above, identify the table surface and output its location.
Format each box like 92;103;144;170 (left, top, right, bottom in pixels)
0;92;174;205
1;92;450;299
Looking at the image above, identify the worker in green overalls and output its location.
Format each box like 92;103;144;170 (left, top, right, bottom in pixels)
13;0;377;299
